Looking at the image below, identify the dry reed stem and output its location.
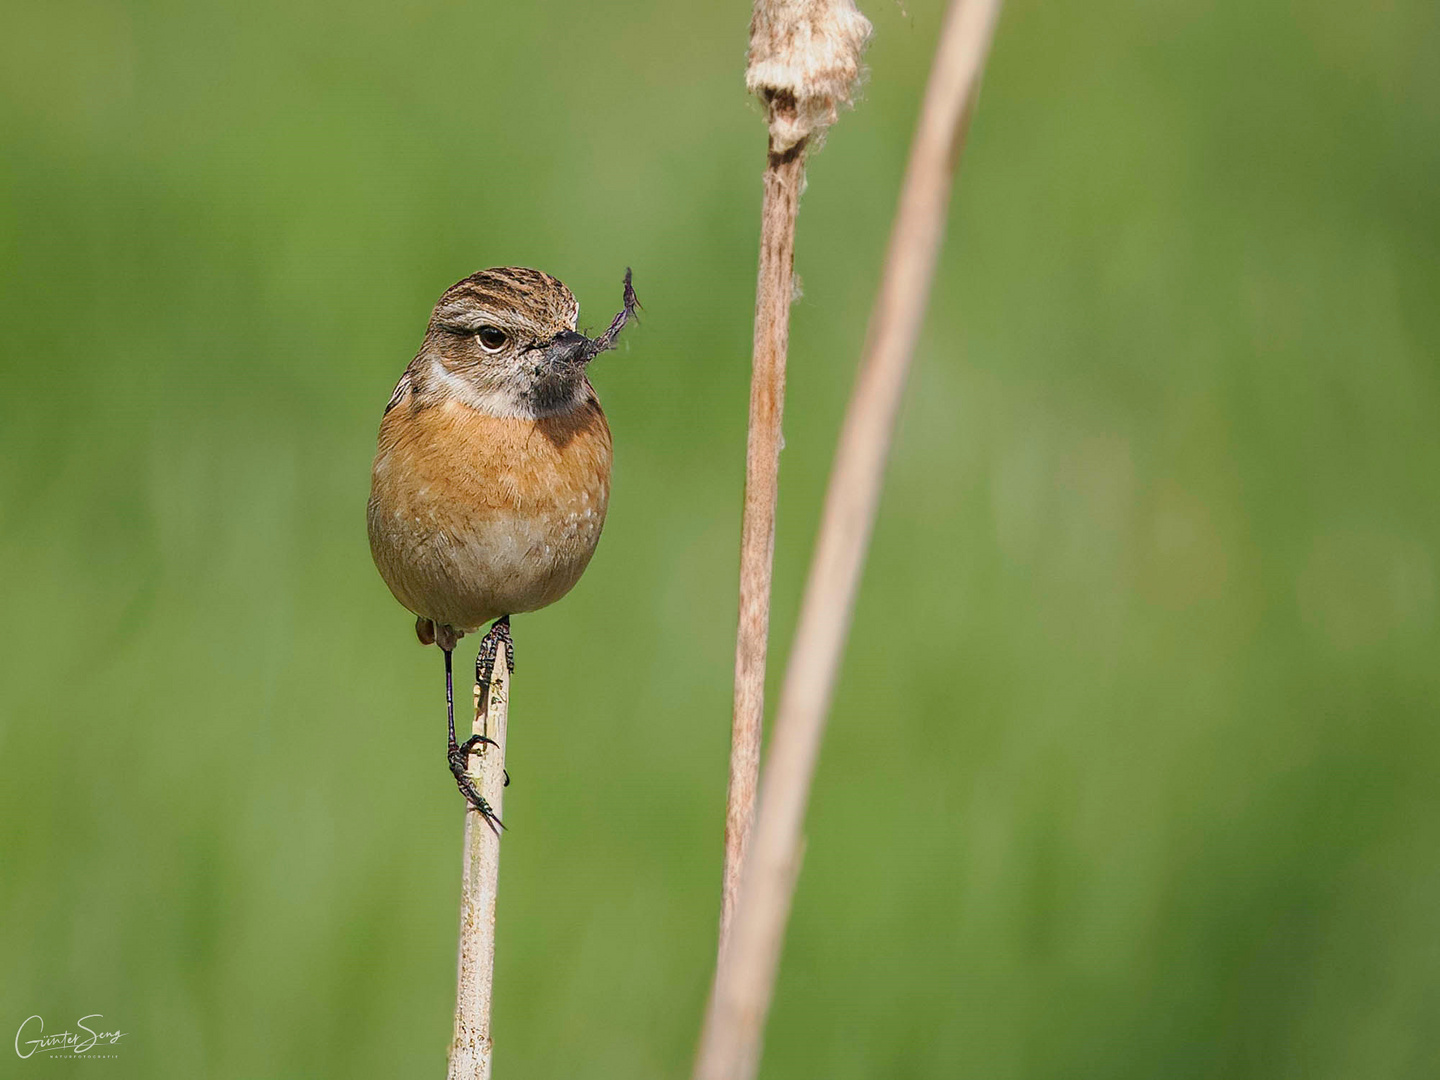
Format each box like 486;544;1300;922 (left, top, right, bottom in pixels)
698;1;1002;1077
722;0;873;962
447;661;510;1080
723;140;806;951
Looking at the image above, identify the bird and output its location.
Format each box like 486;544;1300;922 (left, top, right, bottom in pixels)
367;266;638;828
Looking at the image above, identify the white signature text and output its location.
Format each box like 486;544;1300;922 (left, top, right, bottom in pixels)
14;1015;127;1059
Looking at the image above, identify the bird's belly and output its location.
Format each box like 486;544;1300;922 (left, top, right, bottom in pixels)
367;396;613;633
370;497;605;631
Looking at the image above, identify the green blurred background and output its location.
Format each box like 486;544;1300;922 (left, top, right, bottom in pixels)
3;0;1439;1075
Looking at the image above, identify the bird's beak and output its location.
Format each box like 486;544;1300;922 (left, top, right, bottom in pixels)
542;330;591;369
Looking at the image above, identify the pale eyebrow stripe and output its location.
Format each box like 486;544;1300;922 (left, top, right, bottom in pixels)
431;305;546;339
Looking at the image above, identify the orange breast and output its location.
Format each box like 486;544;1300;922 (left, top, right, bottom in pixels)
367;394;612;631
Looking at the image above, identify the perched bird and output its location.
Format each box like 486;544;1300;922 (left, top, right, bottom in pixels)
368;266;638;827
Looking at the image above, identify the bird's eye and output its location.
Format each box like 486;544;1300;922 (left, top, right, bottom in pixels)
477;326;508;351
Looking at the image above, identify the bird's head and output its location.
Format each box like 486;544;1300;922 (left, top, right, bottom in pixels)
420;266;637;418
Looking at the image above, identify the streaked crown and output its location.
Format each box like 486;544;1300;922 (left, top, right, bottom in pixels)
430;267;579;339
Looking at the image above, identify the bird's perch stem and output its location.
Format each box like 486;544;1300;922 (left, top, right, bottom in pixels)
723;139;806;951
699;1;1001;1077
447;659;509;1080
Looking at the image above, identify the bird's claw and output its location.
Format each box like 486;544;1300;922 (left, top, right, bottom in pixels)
475;615;515;690
448;747;505;832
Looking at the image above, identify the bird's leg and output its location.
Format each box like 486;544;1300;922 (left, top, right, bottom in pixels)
465;615;514;787
445;646;504;831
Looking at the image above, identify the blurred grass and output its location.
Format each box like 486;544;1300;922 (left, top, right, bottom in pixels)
2;0;1439;1076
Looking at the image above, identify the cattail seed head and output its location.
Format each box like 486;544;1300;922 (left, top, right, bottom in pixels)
746;0;873;153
